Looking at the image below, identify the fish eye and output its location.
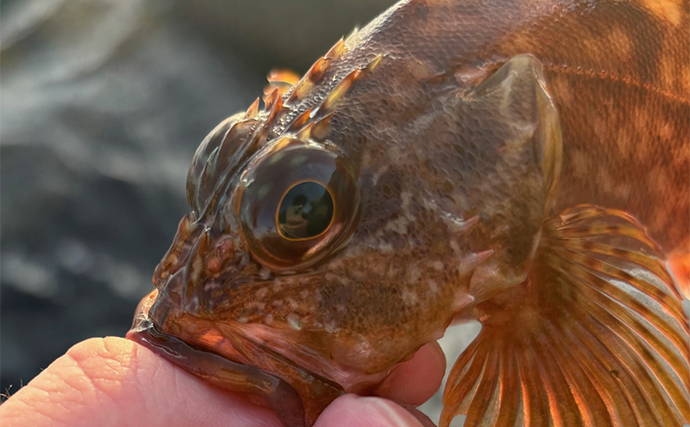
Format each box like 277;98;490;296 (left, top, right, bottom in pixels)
239;140;359;272
277;181;334;240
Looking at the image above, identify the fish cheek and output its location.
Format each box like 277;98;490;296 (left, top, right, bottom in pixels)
317;255;435;373
315;214;477;374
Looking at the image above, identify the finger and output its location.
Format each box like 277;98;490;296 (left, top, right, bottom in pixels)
375;341;446;406
0;337;282;427
314;394;435;427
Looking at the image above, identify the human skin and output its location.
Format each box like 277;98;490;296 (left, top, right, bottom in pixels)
0;337;444;427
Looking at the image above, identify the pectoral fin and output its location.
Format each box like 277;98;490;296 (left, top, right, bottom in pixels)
441;205;690;427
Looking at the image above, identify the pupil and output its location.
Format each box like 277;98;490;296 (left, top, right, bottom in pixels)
277;182;334;240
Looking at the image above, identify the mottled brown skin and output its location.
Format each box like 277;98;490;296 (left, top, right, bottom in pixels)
309;0;689;251
128;1;690;426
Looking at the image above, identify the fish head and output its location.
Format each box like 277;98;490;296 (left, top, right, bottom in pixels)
133;101;466;382
128;49;562;426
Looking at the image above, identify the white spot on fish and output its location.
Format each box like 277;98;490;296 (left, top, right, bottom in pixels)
287;313;302;330
428;280;439;295
430;260;444;271
325;321;338;333
378;242;394;253
450;240;461;254
402;288;420;306
371;163;389;186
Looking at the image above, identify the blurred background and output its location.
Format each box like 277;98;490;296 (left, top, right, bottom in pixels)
0;0;478;423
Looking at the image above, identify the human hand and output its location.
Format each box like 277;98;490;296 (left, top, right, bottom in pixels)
0;337;445;427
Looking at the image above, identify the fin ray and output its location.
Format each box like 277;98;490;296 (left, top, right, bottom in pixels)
519;344;550;427
494;352;519;427
443;343;483;414
555;252;689;351
544;321;614;427
573;289;683;424
552;245;686;318
579;305;681;425
563;264;690;389
567;314;653;426
465;350;500;426
541;339;585;427
553;248;690;398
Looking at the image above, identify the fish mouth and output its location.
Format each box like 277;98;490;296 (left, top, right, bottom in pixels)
126;289;344;427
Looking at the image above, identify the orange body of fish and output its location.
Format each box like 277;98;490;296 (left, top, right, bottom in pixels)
128;0;690;426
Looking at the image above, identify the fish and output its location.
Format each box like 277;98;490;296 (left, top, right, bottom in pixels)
127;0;690;426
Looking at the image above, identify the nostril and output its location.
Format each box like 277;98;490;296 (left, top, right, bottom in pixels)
206;257;222;274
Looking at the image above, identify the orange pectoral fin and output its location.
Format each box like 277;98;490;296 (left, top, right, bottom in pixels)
441;205;690;427
668;247;690;300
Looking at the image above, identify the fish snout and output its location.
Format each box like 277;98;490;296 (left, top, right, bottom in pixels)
152;214;247;315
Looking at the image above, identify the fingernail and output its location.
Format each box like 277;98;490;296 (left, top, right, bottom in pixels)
364;397;424;427
314;395;425;427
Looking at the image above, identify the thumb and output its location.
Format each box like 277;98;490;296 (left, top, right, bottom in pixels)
314;394;435;427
